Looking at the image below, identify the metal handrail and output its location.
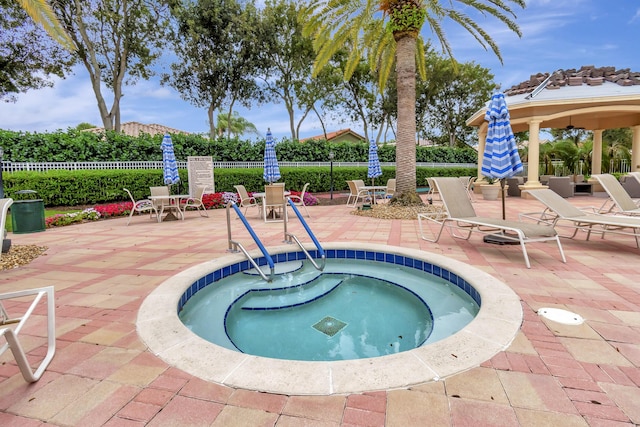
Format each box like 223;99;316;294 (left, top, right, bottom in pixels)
226;202;274;282
284;199;326;271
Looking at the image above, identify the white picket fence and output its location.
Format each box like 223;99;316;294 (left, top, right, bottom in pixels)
0;161;478;173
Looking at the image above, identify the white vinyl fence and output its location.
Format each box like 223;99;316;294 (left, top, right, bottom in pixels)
1;161;478;173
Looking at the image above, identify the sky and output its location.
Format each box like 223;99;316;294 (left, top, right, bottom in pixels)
1;0;639;142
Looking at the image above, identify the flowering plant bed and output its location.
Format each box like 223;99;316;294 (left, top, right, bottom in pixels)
42;191;319;228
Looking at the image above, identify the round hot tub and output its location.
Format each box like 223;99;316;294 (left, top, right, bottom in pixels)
137;243;522;395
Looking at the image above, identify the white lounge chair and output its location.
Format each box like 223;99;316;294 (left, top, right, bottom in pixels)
522;188;640;248
418;177;566;269
591;174;640;216
1;286;55;382
0;198;13;259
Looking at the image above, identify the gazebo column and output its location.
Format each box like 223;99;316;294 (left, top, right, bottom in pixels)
522;120;545;199
591;129;603;175
476;127;487;188
587;129;605;193
632;125;640;173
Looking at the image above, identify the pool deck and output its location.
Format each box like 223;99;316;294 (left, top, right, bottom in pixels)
1;193;639;426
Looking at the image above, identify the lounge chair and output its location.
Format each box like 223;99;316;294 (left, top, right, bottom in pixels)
591;174;640;216
1;286;55;382
124;188;157;225
0;198;13;259
620;174;640;198
418;177;566;268
521;188;640;248
288;183;311;218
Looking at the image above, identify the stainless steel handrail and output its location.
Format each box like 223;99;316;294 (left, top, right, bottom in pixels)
284;199;326;271
226;202;274;282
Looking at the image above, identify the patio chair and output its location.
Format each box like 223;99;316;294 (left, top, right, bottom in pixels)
425;178;441;202
149;185;169;211
180;186;209;218
547;176;575;198
1;286;55;382
0;198;13;259
384;178;396;199
124;188;157;225
149;186;179;222
507;177;524;197
346;180;369;206
591;174;640;216
263;184;286;223
288;183;311;218
521;188;640;248
234;185;260;217
418;177;566;269
459;176;476;201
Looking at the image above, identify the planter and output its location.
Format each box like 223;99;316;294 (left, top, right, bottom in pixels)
480;184;501;200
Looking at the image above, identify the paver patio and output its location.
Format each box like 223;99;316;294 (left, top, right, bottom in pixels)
1;193;639;426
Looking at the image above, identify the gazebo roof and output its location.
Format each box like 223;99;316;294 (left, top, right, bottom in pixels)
467;66;640;133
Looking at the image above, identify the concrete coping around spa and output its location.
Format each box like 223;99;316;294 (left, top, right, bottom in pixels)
137;242;523;395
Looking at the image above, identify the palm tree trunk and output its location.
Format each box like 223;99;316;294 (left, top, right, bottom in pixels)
394;34;417;196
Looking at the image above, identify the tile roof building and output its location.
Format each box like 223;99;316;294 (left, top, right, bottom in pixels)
300;128;366;143
83;121;190;137
466;65;640;193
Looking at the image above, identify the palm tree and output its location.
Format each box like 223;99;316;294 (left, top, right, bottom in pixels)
302;0;525;204
18;0;74;51
216;112;260;139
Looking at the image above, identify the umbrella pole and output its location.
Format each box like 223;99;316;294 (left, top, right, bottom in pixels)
500;178;506;220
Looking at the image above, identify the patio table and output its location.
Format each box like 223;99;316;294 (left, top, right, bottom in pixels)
361;185;387;204
148;195;189;222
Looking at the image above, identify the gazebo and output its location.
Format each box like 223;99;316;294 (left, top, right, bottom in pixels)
466;66;640;194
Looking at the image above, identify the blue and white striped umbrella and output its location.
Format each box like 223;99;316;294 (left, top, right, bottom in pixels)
367;138;382;184
161;134;180;185
481;93;523;180
263;128;281;184
481;92;523;220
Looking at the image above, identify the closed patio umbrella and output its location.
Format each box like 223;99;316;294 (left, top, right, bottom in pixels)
161;134;180;186
263;128;281;184
161;133;180;220
481;93;523;244
367;138;382;186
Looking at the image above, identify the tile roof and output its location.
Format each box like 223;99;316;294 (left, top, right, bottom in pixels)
504;65;640;97
83;121;190;136
300;128;366;142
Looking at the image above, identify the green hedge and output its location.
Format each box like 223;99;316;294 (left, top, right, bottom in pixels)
0;129;478;163
3;166;477;207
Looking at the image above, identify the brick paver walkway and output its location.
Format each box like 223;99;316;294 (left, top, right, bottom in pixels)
1;193;639;426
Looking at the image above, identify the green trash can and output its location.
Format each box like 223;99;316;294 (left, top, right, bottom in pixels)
11;190;45;234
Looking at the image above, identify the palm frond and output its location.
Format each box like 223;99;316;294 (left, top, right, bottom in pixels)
18;0;75;51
